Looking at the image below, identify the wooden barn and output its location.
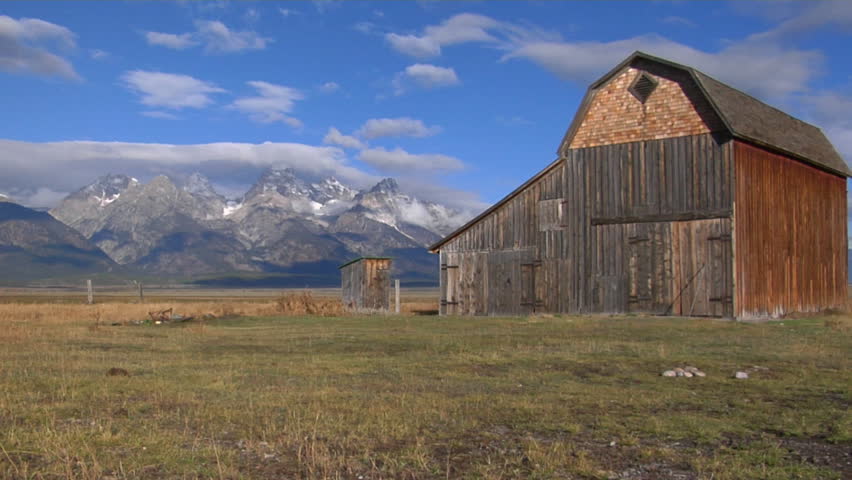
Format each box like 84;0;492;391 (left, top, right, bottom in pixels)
340;257;392;311
430;52;849;319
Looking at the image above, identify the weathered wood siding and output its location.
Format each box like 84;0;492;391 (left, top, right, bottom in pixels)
341;258;391;310
439;133;735;316
734;141;847;317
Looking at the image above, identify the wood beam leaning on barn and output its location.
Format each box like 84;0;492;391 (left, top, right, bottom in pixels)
429;51;849;319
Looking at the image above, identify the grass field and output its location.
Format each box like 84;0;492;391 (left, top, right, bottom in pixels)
0;294;849;479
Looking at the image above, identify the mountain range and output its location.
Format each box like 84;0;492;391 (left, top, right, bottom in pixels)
27;168;467;285
0;198;119;283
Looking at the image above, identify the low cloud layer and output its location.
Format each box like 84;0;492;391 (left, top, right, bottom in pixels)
0;140;481;212
358;147;464;172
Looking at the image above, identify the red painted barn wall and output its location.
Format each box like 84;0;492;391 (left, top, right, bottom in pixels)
734;141;847;317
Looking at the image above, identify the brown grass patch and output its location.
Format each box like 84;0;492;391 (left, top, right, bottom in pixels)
275;291;344;316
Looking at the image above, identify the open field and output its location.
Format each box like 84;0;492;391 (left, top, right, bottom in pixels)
0;296;850;479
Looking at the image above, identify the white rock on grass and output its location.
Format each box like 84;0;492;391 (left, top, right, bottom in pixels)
662;366;706;378
734;371;749;379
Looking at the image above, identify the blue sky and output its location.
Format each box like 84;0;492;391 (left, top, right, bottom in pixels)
1;0;851;220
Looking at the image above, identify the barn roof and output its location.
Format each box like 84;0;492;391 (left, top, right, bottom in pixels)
560;51;851;177
429;51;850;253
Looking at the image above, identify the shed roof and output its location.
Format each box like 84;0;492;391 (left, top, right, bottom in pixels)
338;256;392;269
429;51;850;253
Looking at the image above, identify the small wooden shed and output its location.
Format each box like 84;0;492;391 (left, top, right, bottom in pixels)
339;257;392;310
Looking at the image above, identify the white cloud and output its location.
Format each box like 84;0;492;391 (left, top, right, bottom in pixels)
122;70;226;109
279;8;298;17
313;0;341;14
0;15;79;79
358;147;464;172
393;64;460;94
145;31;198;50
385;13;500;58
230;81;304;125
356;117;441;139
244;8;261;23
141;110;180;120
323;127;366;150
384;12;824;101
661;16;697;28
353;21;375;34
502;34;823;99
89;49;109;60
144;21;269;54
749;0;852;40
195;20;269;53
319;81;340;93
7;187;68;209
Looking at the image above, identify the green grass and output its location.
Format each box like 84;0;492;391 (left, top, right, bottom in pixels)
0;311;849;479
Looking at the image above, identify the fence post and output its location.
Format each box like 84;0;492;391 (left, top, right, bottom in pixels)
395;279;400;314
138;281;144;304
87;279;93;305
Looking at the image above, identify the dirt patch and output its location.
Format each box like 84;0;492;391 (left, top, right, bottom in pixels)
781;437;852;478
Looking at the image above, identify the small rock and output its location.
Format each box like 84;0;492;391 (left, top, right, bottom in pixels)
263;453;275;460
693;371;706;377
682;371;694;378
674;367;685;373
662;370;677;377
609;440;617;447
685;366;699;373
734;371;749;379
676;370;685;377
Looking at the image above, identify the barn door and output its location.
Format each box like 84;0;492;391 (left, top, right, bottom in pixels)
627;225;653;312
626;223;672;314
671;219;732;317
440;252;460;315
707;220;733;317
520;259;542;314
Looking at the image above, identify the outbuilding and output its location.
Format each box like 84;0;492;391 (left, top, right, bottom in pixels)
340;257;392;311
429;51;849;319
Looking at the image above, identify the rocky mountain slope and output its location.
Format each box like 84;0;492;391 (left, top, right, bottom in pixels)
0;200;119;282
49;169;465;283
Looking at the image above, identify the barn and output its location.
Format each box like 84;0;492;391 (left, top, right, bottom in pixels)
429;51;849;319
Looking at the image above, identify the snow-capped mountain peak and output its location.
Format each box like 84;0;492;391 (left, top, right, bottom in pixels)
183;172;223;200
370;178;400;194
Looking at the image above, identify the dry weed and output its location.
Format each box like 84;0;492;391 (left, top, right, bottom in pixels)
276;291;344;316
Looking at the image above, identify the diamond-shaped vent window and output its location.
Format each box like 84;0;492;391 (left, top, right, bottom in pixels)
629;73;658;104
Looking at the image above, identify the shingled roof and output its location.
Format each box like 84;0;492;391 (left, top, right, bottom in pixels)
560;51;851;177
691;70;850;176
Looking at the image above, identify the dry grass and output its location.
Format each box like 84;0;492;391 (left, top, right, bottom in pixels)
275;291;344;316
0;296;849;479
